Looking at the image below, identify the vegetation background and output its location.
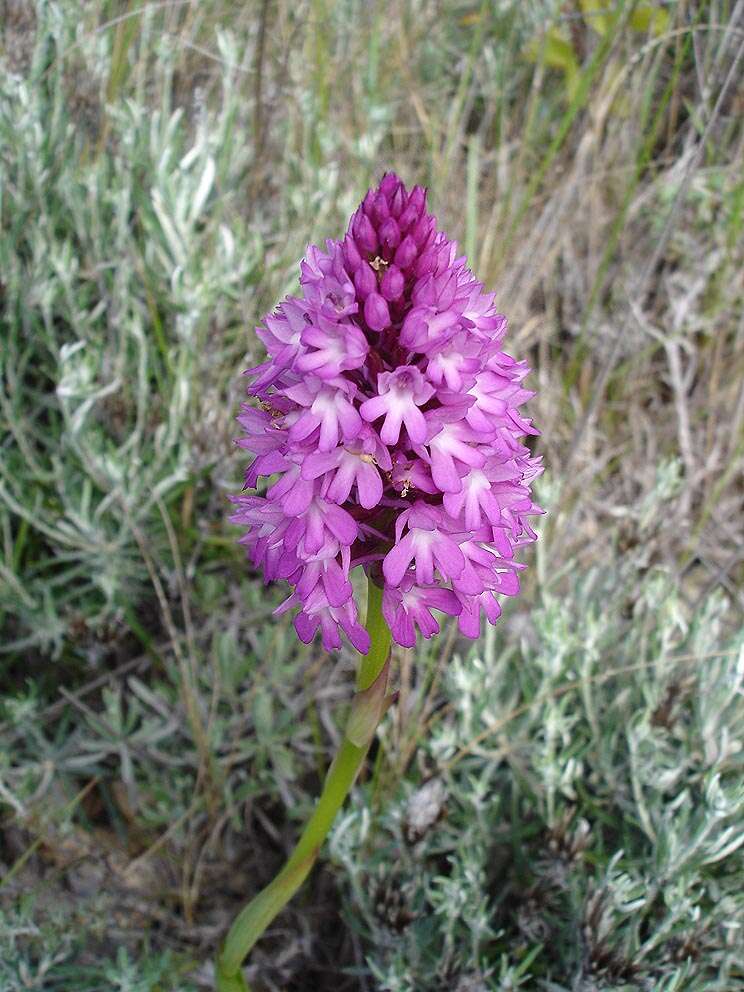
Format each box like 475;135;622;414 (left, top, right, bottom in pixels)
1;1;743;990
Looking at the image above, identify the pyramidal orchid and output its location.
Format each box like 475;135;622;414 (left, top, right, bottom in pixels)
218;175;542;991
231;172;542;655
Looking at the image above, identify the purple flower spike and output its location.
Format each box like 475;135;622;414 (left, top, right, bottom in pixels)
232;173;542;652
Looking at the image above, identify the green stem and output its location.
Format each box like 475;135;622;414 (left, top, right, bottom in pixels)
357;579;390;691
216;576;391;992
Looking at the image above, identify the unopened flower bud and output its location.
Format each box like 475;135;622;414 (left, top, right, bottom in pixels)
353;212;377;254
394;235;418;270
380;217;401;253
408;185;426;214
364;291;391;331
354;261;376;298
343;235;362;273
379;172;399;198
411;213;432;246
380;264;404;301
390;184;405;217
373;192;390;224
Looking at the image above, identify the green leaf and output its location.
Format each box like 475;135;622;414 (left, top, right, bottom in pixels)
630;4;671;34
524;28;581;76
579;0;610;36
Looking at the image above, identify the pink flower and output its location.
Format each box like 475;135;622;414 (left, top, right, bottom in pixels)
360;367;434;445
421;418;486;494
443;465;505;530
301;428;391;510
232;174;542;652
382;575;461;648
286;379;363;452
424;332;481;392
296;315;369;380
382;502;465;587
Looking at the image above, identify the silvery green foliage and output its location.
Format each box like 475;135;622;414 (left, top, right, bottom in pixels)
0;3;260;658
0;896;195;992
330;535;744;990
0;574;314;988
0;900;73;992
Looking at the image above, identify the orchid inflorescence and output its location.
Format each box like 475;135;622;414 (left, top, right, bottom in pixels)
231;173;542;653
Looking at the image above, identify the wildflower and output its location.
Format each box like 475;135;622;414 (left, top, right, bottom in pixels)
359;366;434;445
220;175;543;985
232;174;542;651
